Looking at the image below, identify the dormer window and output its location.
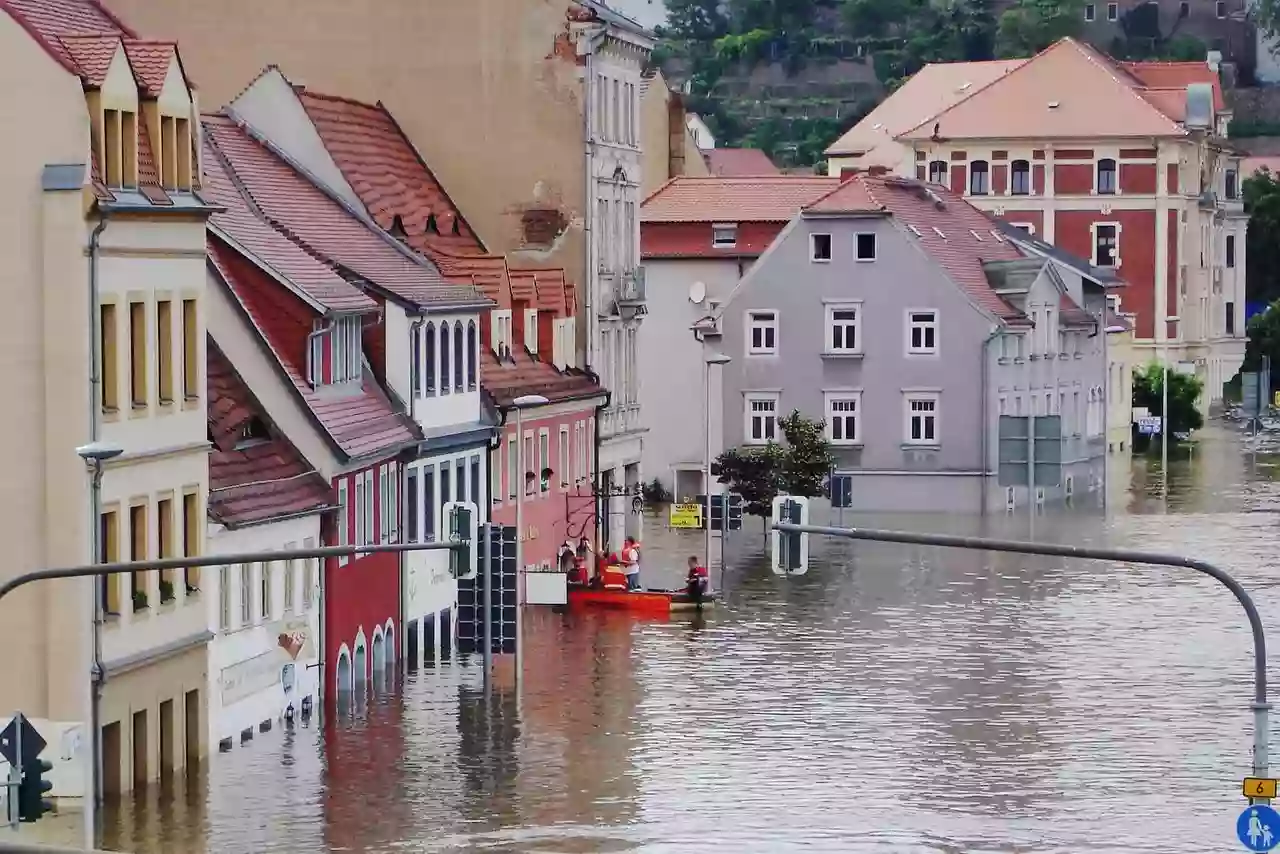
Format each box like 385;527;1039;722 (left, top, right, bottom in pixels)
235;416;270;448
492;309;513;358
309;315;363;387
101;108;139;189
525;309;539;354
712;223;738;248
426;214;438;234
552;317;577;370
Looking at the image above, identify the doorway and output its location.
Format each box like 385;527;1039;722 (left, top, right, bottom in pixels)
600;470;613;551
158;699;174;780
184;689;200;768
131;709;147;788
101;721;121;797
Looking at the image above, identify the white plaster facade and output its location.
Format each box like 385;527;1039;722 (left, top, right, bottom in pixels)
206;515;321;751
582;15;653;548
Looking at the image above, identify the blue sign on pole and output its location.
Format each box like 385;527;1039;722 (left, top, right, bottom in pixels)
1237;805;1280;851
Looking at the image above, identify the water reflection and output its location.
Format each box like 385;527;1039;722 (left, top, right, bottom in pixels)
93;424;1280;852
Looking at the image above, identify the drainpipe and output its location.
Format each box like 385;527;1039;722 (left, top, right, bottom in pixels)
979;328;1002;517
588;369;611;548
306;318;336;386
583;34;599;373
408;316;425;422
86;213;109;838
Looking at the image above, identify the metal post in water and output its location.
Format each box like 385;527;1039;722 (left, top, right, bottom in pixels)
482;525;493;700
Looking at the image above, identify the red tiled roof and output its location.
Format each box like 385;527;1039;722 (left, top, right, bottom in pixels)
209;238;420;461
641;176;841;223
207;339;334;528
122;39;173;95
806;174;1025;320
57;34;117;84
202;130;376;313
1120;60;1226;112
0;0;128;72
481;349;604;410
203;114;488;311
294;88;487;257
704;148;780;177
431;251;510;305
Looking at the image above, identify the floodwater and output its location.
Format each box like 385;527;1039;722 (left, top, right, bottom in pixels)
93;424;1280;852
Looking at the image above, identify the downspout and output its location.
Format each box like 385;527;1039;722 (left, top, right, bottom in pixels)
87;213;109;823
588;369;611;548
306;318;336;386
583;34;599;373
408;316;425;422
980;328;1002;517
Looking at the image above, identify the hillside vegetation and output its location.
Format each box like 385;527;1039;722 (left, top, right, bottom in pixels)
655;0;1211;167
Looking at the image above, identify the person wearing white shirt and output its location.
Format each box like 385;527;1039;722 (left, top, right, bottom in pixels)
622;537;641;591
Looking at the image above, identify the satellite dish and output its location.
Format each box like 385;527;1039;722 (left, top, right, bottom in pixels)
688;281;706;304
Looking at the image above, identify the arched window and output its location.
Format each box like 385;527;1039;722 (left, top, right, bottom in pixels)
423;322;436;394
928;160;947;185
371;629;386;692
968;160;990;195
453;322;464;391
1010;159;1030;195
353;635;368;694
1097;158;1117;194
440;322;451;396
335;644;353;715
385;619;397;671
466;321;477;390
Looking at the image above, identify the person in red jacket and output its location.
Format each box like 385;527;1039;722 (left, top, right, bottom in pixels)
686;555;709;604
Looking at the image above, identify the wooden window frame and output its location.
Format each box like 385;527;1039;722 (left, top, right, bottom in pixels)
128;300;147;409
156;298;174;404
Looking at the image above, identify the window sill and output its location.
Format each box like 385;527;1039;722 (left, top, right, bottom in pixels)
906;350;939;357
811;257;832;264
997;357;1011;365
746;351;778;357
901;442;941;450
102;612;121;627
821;351;864;359
830;441;864;448
1013;357;1026;365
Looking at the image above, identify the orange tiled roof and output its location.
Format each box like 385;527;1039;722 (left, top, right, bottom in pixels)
641;176;841;223
1120;60;1226;112
122;39;175;95
0;0;130;73
294;88;488;257
805;174;1026;321
898;38;1189;141
704;148;780;177
481;349;604;410
826;59;1026;159
57;34;117;84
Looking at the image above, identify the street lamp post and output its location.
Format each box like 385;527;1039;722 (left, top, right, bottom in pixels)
75;440;123;851
1162;316;1181;502
511;394;549;690
703;353;731;579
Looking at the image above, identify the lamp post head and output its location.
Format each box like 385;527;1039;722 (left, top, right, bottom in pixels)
512;394;550;409
76;441;124;463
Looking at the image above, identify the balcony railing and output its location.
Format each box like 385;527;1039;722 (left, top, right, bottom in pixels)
600;403;641;437
617;267;646;305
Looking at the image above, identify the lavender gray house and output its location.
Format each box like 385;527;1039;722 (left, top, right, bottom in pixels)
710;173;1112;513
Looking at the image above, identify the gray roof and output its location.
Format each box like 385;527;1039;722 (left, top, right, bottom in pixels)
996;220;1122;287
581;0;654;39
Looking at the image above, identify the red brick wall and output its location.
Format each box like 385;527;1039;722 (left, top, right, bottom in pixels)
1001;210;1044;235
950;165;967;195
641;221;787;258
1033;164;1046;195
992;163;1007;194
1120;163;1157;195
1056;208;1158;338
1054;163;1094;195
1167;164;1180;194
218;245;315;376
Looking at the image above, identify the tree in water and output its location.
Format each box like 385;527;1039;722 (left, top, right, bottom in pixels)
1130;363;1204;451
713;411;835;522
1245;169;1280;308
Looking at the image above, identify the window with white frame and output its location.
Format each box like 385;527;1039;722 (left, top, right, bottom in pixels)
745;393;779;444
491;309;513;358
525;309;539;353
825;393;861;444
969;160;990;195
336;479;349;566
423;466;437;542
1010;159;1031;195
712;223;738;248
826;304;861;354
491;444;502;504
363;470;374;547
810;233;832;262
507;435;517;499
218;565;231;630
1094;223;1119;267
239;563;252;625
378;465;390;544
907;310;938;354
559;427;569;488
904;393;939;444
539;429;551;493
747;310;778;355
928;160;947;185
1096;158;1117;195
576;421;587;483
524;432;535;495
331;315;362;384
1107;2;1118;20
855;233;876;261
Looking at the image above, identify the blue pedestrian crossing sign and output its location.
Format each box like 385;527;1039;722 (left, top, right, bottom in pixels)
1238;805;1280;851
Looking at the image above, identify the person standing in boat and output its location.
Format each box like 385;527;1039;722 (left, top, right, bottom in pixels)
621;536;642;591
686;555;709;604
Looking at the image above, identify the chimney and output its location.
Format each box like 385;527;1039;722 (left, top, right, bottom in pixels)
840;167;862;181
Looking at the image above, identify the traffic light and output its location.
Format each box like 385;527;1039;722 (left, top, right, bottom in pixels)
444;501;478;580
18;758;53;822
770;495;810;576
827;474;852;509
726;493;744;531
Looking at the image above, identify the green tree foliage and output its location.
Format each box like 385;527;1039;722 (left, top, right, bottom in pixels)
995;0;1084;58
1240;303;1280;394
1131;363;1204;445
714;411;835;517
1245;170;1280;308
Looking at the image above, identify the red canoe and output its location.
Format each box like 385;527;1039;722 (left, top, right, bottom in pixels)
567;586;717;614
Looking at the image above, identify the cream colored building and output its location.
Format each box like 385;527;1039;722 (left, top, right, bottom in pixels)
0;0;212;812
640;68;709;198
